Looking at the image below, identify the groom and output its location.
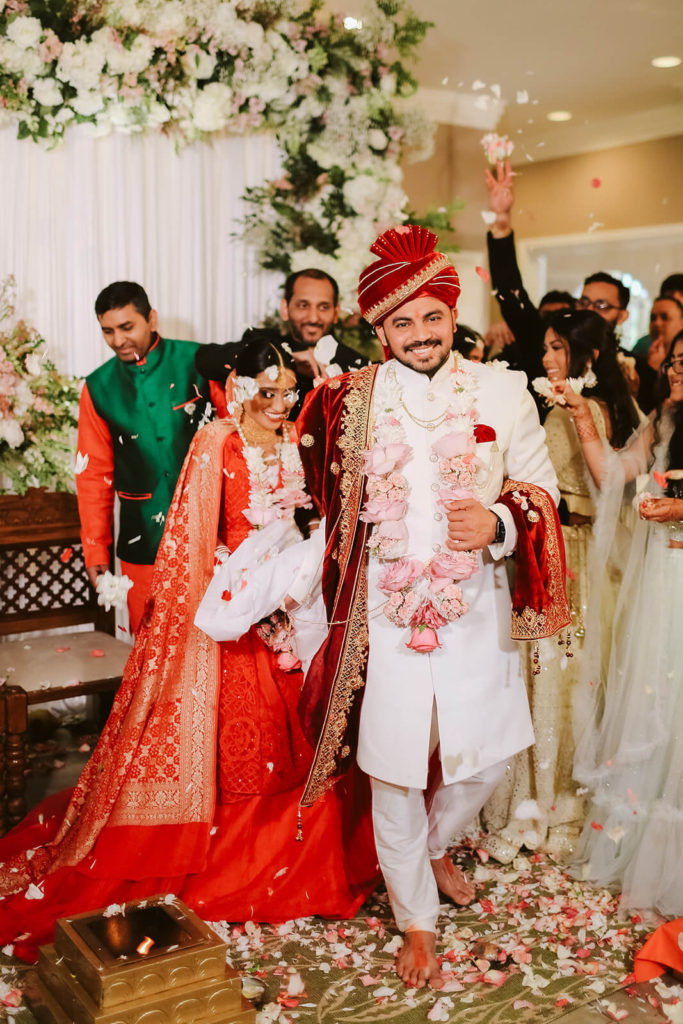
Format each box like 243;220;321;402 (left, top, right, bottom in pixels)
294;226;568;988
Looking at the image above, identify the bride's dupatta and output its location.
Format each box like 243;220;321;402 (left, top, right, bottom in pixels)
1;420;235;896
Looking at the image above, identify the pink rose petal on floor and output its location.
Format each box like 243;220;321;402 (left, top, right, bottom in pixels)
591;177;602;188
55;647;70;653
90;649;105;658
482;969;507;986
475;266;491;283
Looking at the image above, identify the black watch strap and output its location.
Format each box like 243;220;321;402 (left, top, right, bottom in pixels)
493;513;506;545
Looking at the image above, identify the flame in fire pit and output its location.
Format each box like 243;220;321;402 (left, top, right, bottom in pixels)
136;936;155;956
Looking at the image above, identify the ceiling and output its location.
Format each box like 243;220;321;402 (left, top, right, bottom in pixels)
330;0;683;161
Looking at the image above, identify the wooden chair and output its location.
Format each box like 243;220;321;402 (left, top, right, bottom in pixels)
0;488;131;834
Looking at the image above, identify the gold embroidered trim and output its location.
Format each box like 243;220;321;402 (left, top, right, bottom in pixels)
330;461;340;475
301;560;369;805
301;433;314;447
334;365;378;605
363;254;452;325
300;366;378;806
503;479;571;641
328;378;342;390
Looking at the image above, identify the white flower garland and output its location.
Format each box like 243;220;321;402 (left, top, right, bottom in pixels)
236;421;311;529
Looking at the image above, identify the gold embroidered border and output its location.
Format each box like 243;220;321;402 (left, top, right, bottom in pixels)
300;367;377;805
334;365;378;606
301;563;369;806
503;479;572;640
363;255;453;325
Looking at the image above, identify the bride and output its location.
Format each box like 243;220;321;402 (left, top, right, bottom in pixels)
0;335;377;961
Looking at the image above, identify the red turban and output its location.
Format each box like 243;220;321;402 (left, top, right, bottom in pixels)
358;225;461;327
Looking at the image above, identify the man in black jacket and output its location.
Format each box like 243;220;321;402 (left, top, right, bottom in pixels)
196;268;369;418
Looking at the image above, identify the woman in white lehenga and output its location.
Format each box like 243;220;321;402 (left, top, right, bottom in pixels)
565;330;683;919
482;310;641;862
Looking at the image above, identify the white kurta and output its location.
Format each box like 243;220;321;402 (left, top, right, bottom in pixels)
357;355;559;790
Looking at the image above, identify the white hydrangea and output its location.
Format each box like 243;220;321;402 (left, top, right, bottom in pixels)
56;39;106;92
147;1;188;36
17;48;44;83
6;15;43;50
13;380;33;417
182;46;217;81
0;39;27;75
71;90;105;117
307;139;339;170
0;418;25;449
342;173;386;218
368;128;388;150
100;0;145;28
192;81;232;132
32;77;63;107
146;100;171;126
92;30;155;76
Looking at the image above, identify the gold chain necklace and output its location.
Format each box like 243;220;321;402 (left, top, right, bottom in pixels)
398;399;448;431
388;364;449;431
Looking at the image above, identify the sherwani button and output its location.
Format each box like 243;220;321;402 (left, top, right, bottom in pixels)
430;454;438;462
434;512;443;521
433;543;442;552
431;483;439;492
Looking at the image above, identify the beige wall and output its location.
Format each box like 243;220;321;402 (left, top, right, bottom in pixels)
404;130;683;245
402;123;490;253
512;134;683;237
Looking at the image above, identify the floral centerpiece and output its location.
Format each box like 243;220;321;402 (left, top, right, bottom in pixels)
0;0;435;309
0;277;81;495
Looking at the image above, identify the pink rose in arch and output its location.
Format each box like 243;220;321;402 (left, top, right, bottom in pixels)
363;443;411;476
406;625;441;653
431;432;475;459
377;558;424;593
360;498;407;523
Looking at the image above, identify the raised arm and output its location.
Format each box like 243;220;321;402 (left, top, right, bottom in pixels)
559;384;653;486
484;160;546;379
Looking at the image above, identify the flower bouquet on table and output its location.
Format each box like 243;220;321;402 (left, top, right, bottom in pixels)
0;277;81;495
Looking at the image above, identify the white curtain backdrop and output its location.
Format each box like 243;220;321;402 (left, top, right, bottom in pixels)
1;125;282;377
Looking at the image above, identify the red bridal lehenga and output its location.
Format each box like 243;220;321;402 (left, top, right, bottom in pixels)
0;420;378;962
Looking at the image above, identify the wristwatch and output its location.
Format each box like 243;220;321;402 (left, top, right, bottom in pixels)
493;513;506;545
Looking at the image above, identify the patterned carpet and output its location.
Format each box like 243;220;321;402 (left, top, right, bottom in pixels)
0;842;667;1023
209;842;653;1024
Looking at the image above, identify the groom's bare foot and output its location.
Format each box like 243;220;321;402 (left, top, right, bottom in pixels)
396;931;444;989
431;854;475;904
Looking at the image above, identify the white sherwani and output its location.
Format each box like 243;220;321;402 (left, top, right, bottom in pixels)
357;354;559;791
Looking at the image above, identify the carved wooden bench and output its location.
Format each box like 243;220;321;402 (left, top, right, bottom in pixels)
0;488;131;834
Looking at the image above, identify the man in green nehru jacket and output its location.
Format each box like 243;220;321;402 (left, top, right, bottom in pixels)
76;281;212;634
